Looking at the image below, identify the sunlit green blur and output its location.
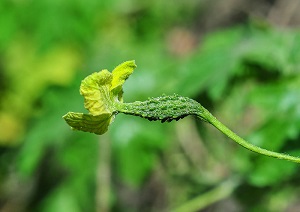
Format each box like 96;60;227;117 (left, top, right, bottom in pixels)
1;0;300;211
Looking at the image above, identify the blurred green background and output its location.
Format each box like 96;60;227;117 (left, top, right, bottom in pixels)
1;0;300;211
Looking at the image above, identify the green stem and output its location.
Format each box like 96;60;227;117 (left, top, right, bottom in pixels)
202;108;300;163
117;95;300;163
173;178;239;212
116;95;300;163
65;90;300;163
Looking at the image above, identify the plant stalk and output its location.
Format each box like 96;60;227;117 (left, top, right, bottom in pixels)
202;108;300;163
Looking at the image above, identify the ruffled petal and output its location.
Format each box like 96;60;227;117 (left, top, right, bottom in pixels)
110;60;136;100
80;69;114;115
64;61;136;135
63;112;114;135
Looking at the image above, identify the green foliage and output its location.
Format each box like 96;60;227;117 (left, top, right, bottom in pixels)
1;0;300;211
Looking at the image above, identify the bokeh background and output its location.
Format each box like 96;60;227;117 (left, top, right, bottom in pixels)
1;0;300;211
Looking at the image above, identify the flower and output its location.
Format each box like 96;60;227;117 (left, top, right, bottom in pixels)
63;60;137;135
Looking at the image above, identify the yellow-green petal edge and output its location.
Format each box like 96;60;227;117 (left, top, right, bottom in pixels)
80;69;114;115
111;60;137;100
63;112;113;135
63;60;136;135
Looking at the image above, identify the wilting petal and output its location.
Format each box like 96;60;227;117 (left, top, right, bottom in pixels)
80;70;114;115
110;60;137;100
63;112;114;135
64;61;137;135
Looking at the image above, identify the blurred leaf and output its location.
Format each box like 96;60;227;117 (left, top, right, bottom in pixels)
174;26;300;100
112;116;170;186
242;28;300;75
0;40;80;144
175;26;244;99
248;157;297;187
38;187;81;212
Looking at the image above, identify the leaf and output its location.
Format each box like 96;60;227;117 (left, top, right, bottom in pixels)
175;26;244;98
248;157;296;187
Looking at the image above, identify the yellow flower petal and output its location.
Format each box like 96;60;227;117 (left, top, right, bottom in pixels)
64;61;137;135
80;69;114;115
111;60;137;99
63;112;113;135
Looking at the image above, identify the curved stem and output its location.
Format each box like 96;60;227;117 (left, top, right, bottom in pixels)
201;108;300;163
173;178;239;212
